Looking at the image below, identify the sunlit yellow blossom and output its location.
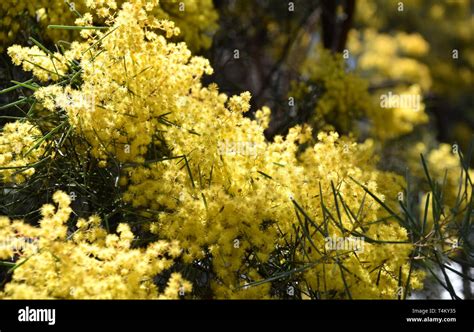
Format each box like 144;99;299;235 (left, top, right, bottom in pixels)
0;121;45;183
0;191;188;299
0;0;218;52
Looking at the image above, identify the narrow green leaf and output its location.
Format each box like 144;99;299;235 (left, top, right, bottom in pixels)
23;122;67;157
48;25;109;30
257;170;272;179
0;79;34;95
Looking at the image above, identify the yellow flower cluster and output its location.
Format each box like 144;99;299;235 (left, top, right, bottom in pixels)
0;121;45;183
298;47;374;134
354;0;473;121
0;1;85;52
369;84;428;141
404;142;473;256
287;132;424;298
29;5;213;163
344;29;432;139
0;191;190;299
0;0;217;53
7;45;73;82
297;47;428;140
409;142;474;206
4;1;425;298
349;29;432;91
124;124;424;298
